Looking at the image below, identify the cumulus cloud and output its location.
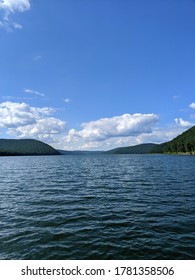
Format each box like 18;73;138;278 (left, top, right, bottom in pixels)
174;117;194;128
0;102;65;142
189;102;195;110
0;0;30;31
66;113;159;144
9;117;65;142
0;0;30;12
0;102;37;127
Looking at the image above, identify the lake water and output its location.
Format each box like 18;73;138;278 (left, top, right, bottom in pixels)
0;154;195;260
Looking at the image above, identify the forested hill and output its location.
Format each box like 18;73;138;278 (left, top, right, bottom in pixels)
105;143;159;154
105;126;195;155
153;125;195;154
0;139;60;156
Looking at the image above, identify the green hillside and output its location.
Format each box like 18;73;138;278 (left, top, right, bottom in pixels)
0;139;60;156
105;126;195;155
153;126;195;154
105;143;159;154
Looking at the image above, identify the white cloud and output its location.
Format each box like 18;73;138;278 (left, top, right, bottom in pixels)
0;102;37;127
66;113;159;143
0;0;30;31
24;88;45;97
13;22;22;29
0;102;65;143
9;117;65;142
64;113;159;150
0;0;30;12
189;102;195;110
63;98;70;103
174;117;194;128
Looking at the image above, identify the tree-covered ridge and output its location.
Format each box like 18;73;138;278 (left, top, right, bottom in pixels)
0;139;60;156
155;126;195;154
105;126;195;155
105;143;159;154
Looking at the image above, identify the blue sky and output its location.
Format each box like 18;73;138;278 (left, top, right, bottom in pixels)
0;0;195;150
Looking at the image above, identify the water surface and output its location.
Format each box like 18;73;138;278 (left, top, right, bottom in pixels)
0;154;195;259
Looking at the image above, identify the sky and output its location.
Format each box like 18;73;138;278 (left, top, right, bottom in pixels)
0;0;195;150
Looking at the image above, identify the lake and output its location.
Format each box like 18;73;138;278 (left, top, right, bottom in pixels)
0;154;195;259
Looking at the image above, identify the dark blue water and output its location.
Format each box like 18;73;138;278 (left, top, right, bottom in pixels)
0;154;195;259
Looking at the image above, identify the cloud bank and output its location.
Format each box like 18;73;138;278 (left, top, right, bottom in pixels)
0;0;30;30
0;104;160;150
0;102;65;142
1;100;193;150
64;113;159;149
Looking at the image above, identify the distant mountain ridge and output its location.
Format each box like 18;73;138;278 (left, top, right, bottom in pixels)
58;150;103;155
0;139;60;156
105;143;159;154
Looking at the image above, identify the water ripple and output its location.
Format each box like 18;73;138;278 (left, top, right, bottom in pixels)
0;155;195;259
